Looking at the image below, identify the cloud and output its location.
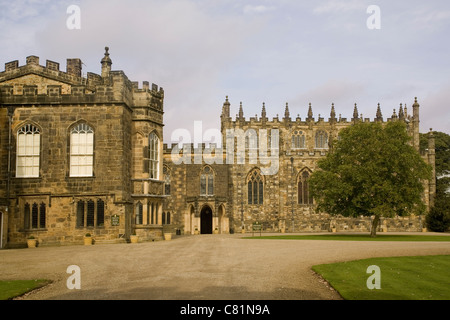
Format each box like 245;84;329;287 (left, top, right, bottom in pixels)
312;0;365;15
243;5;275;14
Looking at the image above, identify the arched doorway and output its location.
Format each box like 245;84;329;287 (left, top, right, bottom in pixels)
200;206;213;234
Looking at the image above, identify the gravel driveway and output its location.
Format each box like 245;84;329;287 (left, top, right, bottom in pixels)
1;233;449;300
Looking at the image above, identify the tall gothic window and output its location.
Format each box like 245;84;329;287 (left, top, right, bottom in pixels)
247;169;264;205
200;166;214;196
149;132;160;179
70;123;94;177
315;130;328;149
291;130;306;149
298;171;313;205
16;124;40;178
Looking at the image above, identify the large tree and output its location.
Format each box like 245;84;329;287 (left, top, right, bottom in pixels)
310;121;432;237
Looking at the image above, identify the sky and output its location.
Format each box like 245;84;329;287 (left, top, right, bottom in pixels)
1;0;449;143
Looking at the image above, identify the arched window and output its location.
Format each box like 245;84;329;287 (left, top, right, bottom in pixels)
76;199;105;228
291;130;306;149
70;123;94;177
16;124;40;178
76;200;84;227
97;199;105;227
247;169;264;205
87;200;95;227
200;166;214;196
39;202;46;229
24;202;46;229
148;132;160;179
315;130;328;149
298;171;313;205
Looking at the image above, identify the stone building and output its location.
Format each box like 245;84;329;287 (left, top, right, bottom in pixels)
0;48;166;248
163;97;436;235
0;49;436;248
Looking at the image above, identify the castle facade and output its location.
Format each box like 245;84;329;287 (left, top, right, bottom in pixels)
0;50;436;247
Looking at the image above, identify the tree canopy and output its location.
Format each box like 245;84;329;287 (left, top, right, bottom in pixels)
310;121;432;236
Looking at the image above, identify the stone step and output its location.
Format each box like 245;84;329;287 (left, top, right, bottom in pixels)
94;239;127;245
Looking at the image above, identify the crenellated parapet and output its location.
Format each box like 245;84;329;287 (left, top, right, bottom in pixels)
0;47;164;116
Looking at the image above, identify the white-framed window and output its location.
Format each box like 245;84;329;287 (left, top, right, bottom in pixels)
70;123;94;177
149;132;160;180
16;124;40;178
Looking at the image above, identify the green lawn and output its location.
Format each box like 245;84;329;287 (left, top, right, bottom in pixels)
0;280;50;300
312;255;450;300
244;234;450;241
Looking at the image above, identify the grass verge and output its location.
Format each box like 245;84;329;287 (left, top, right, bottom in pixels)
243;234;450;241
312;255;450;300
0;280;51;300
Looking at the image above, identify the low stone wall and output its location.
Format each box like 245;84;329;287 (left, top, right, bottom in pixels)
236;212;427;234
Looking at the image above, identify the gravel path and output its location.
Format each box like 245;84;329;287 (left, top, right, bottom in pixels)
1;232;449;300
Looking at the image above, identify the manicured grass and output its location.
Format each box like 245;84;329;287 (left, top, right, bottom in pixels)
0;280;50;300
244;234;450;241
312;255;450;300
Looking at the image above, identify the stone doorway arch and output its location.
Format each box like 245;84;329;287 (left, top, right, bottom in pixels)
200;205;213;234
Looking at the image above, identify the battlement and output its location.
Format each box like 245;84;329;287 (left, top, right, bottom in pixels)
0;48;164;112
1;56;85;85
164;143;223;154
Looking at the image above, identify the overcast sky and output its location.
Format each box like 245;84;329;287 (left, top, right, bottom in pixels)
1;0;449;143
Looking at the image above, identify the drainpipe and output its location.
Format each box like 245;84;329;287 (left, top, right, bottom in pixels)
5;106;13;248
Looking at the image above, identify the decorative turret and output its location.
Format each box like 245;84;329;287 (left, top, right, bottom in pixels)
284;102;291;122
398;103;405;120
376;103;383;122
428;128;436;208
328;103;336;123
221;96;230;119
307;103;313;121
101;47;112;79
412;97;420;151
391;108;398;120
353;103;359;121
238;101;244;121
261;102;267;123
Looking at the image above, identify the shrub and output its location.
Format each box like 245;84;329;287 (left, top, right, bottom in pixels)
426;204;450;232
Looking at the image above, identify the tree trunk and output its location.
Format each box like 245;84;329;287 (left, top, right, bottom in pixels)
370;215;380;238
